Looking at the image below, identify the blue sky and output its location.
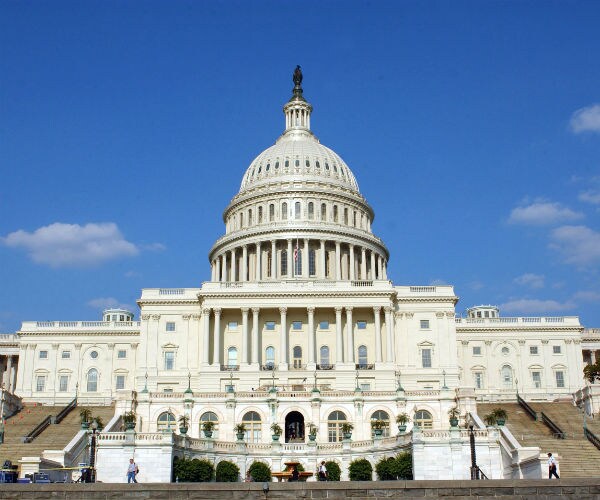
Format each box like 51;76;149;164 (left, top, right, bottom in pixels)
1;1;600;331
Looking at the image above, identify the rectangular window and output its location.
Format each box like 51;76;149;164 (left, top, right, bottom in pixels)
420;320;430;329
553;345;561;354
356;321;367;330
59;375;68;392
119;315;125;321
166;322;176;332
39;350;48;359
474;372;483;389
472;346;481;356
421;349;432;368
117;350;127;359
265;321;276;331
292;321;302;330
228;321;238;330
61;351;71;359
319;321;329;330
530;346;539;355
555;371;565;388
360;383;371;391
164;351;175;370
36;376;46;392
116;375;125;390
532;371;541;388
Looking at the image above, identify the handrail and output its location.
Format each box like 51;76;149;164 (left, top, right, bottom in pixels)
470;465;489;480
22;415;52;443
540;412;566;439
517;394;538;421
55;397;77;424
584;427;600;450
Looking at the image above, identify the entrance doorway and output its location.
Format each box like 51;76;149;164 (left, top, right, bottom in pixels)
285;411;305;442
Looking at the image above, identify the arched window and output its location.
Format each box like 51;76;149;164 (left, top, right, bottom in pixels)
414;410;433;429
200;411;219;438
87;368;98;392
327;410;347;442
309;248;316;276
281;250;288;276
308;202;314;220
242;411;262;443
344;208;348;225
258;206;263;223
353;211;357;227
501;365;513;388
333;205;338;222
320;346;330;369
293;346;303;369
157;411;176;432
371;410;390;437
294;201;301;219
281;202;288;220
248;209;253;225
358;345;368;368
321;203;327;220
227;347;238;368
266;251;272;278
239;212;244;228
269;204;275;222
265;346;275;369
295;246;302;276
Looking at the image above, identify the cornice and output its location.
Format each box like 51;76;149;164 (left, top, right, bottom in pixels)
17;331;141;337
456;326;584;334
199;290;397;300
396;296;459;305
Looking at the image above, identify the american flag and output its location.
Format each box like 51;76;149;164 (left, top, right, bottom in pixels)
293;240;299;262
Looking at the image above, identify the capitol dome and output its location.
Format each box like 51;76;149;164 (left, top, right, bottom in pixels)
208;67;389;284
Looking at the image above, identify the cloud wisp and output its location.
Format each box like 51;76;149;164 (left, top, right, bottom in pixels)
508;201;583;226
514;273;545;289
1;222;139;268
87;297;133;311
570;104;600;134
579;190;600;205
549;225;600;266
499;298;574;314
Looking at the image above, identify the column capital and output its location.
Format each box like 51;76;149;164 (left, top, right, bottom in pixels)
141;314;151;320
252;307;260;314
279;307;287;315
241;307;249;314
345;306;354;313
192;314;202;320
107;343;115;350
436;312;445;319
182;314;192;320
383;306;393;314
202;308;211;316
335;306;343;314
151;314;161;320
307;306;315;314
373;306;381;313
214;308;222;317
52;343;60;350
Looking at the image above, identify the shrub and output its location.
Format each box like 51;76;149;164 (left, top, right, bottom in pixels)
216;460;240;482
348;458;372;481
324;461;341;481
248;461;271;482
395;451;413;480
375;457;396;480
173;458;214;482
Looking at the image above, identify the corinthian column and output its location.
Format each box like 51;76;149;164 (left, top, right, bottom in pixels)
320;240;326;278
373;306;382;363
384;307;393;363
370;251;376;280
202;308;211;365
335;242;341;280
335;307;343;364
349;244;355;281
279;307;288;366
251;308;260;364
271;240;277;279
242;245;248;282
213;308;222;366
241;308;249;365
307;307;315;364
361;248;367;280
230;249;237;282
287;239;293;278
346;307;354;363
256;242;262;281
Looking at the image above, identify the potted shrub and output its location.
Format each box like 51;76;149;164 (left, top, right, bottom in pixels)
202;420;215;438
234;423;246;440
448;407;460;427
123;411;137;430
371;419;387;437
492;407;508;426
483;413;497;427
307;423;317;441
94;416;104;431
395;413;410;433
178;415;190;435
79;408;92;430
341;422;353;439
270;423;282;441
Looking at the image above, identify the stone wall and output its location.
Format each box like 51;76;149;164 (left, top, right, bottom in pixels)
1;479;599;499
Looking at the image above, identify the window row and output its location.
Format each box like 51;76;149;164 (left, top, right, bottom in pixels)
38;349;127;359
471;366;566;389
470;344;563;356
35;370;128;392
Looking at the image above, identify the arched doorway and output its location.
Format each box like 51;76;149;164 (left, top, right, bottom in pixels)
285;411;305;442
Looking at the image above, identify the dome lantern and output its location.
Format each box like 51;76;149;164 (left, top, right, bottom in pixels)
283;65;313;133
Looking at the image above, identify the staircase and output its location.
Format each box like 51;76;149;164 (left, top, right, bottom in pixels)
477;402;600;478
0;403;115;467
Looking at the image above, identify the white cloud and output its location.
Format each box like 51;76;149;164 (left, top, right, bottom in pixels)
141;243;166;252
87;297;133;311
514;273;545;289
579;190;600;205
508;201;583;226
1;222;139;268
468;281;484;291
500;298;574;314
549;225;600;266
570;104;600;134
429;279;448;286
573;290;600;303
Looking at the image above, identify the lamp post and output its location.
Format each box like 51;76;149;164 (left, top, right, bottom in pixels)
442;370;448;390
89;418;98;483
469;425;479;480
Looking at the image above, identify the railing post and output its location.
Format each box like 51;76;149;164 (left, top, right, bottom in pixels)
469;426;479;480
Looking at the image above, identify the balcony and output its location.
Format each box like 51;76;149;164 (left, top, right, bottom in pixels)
316;364;334;370
220;364;239;371
260;363;275;371
355;363;374;370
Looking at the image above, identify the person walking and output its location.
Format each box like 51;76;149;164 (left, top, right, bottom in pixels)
547;453;559;479
127;458;139;483
318;461;327;481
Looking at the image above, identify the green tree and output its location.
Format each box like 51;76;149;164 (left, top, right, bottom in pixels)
375;457;396;480
348;458;372;481
394;451;413;480
584;359;600;383
173;458;214;482
216;460;240;482
324;461;341;481
248;461;271;482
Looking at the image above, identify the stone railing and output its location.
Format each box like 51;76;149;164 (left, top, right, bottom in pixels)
144;389;438;400
201;279;393;292
20;321;141;332
395;285;455;296
455;316;580;327
0;333;18;344
140;288;201;300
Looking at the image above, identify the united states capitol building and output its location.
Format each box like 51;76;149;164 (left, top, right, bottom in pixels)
1;69;599;482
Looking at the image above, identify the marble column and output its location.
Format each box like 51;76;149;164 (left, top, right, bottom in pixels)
349;244;355;281
252;308;260;364
213;308;222;366
370;251;376;280
373;306;382;363
303;238;309;278
256;242;262;281
241;308;249;365
6;356;13;393
307;307;315;364
242;245;248;282
271;240;277;279
384;307;393;363
335;307;344;364
320;240;326;279
378;255;383;279
287;239;293;278
279;307;288;365
230;249;237;282
335;242;341;280
346;307;354;363
221;253;227;282
383;260;387;279
202;308;211;365
361;248;367;280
